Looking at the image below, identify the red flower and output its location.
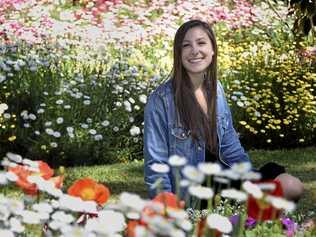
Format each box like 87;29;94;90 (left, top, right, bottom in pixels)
9;161;54;195
247;180;283;221
67;178;110;205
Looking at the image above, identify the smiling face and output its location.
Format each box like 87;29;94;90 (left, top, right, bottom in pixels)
181;26;214;81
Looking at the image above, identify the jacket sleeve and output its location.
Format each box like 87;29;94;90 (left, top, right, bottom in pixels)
143;92;173;198
218;83;251;167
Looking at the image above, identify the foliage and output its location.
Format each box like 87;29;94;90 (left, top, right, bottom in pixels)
272;0;316;36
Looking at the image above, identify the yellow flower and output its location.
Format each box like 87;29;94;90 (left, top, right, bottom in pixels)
8;136;16;142
41;145;47;150
239;121;247;125
283;119;290;125
274;119;281;124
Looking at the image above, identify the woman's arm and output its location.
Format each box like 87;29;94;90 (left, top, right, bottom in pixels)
143;92;173;198
217;82;251;167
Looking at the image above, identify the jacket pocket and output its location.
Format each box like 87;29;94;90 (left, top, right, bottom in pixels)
171;127;193;158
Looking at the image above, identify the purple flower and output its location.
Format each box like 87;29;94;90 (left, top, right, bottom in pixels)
245;217;257;229
282;217;297;237
229;214;240;225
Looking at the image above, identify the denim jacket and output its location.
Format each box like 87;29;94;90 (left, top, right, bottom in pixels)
144;79;250;198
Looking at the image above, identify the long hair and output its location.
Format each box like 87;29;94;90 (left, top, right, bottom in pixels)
171;19;218;156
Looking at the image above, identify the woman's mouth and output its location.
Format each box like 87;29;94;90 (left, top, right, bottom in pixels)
188;58;203;63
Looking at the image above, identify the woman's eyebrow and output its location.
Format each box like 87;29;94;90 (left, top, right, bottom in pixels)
183;37;207;43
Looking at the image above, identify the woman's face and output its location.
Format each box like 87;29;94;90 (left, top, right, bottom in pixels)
181;27;214;79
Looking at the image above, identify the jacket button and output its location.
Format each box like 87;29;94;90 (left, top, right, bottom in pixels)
181;132;186;138
198;146;202;151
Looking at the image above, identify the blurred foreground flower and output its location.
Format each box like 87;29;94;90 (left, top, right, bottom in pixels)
8;161;54;195
247;180;284;221
67;178;110;205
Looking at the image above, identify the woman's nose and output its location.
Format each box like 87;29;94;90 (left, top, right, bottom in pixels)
191;44;199;55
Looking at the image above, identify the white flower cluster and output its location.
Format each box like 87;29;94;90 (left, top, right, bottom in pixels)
0;152;297;236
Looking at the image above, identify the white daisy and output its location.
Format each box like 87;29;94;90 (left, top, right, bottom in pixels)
198;162;221;175
182;165;204;184
139;94;147;104
0;230;14;237
20;210;41;224
29;114;36;120
242;181;263;199
56;117;64;124
221;189;247;202
94;134;103;141
231;162;252;175
101;120;110;127
130;125;141;136
9;217;25;233
119;192;147;212
267;196;296;212
83;100;91;105
206;213;232;233
89;129;97;135
151;163;170;173
168;155;187;167
188;185;214;200
6;152;22;163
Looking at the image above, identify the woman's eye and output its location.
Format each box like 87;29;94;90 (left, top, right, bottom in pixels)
198;42;206;45
182;44;189;48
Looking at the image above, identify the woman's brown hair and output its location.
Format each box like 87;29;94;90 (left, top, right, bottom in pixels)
171;19;218;156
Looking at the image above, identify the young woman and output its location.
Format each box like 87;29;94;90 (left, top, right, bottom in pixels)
143;20;303;202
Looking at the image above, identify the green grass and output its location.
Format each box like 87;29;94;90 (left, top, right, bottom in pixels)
64;160;148;200
3;147;316;219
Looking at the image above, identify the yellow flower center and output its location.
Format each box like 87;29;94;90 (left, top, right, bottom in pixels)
81;188;96;200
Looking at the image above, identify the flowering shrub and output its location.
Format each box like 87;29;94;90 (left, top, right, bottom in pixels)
219;23;316;148
0;42;158;165
0;0;315;161
1;152;315;236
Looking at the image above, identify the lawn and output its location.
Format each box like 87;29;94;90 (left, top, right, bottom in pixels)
60;147;316;218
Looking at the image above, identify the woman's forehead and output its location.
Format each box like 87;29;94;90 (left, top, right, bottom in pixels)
183;27;209;41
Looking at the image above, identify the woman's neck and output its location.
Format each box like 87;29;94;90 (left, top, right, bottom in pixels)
188;72;204;90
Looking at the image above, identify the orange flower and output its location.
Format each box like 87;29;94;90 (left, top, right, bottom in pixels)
126;220;140;237
9;161;54;195
37;161;54;179
152;192;185;209
67;178;110;205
